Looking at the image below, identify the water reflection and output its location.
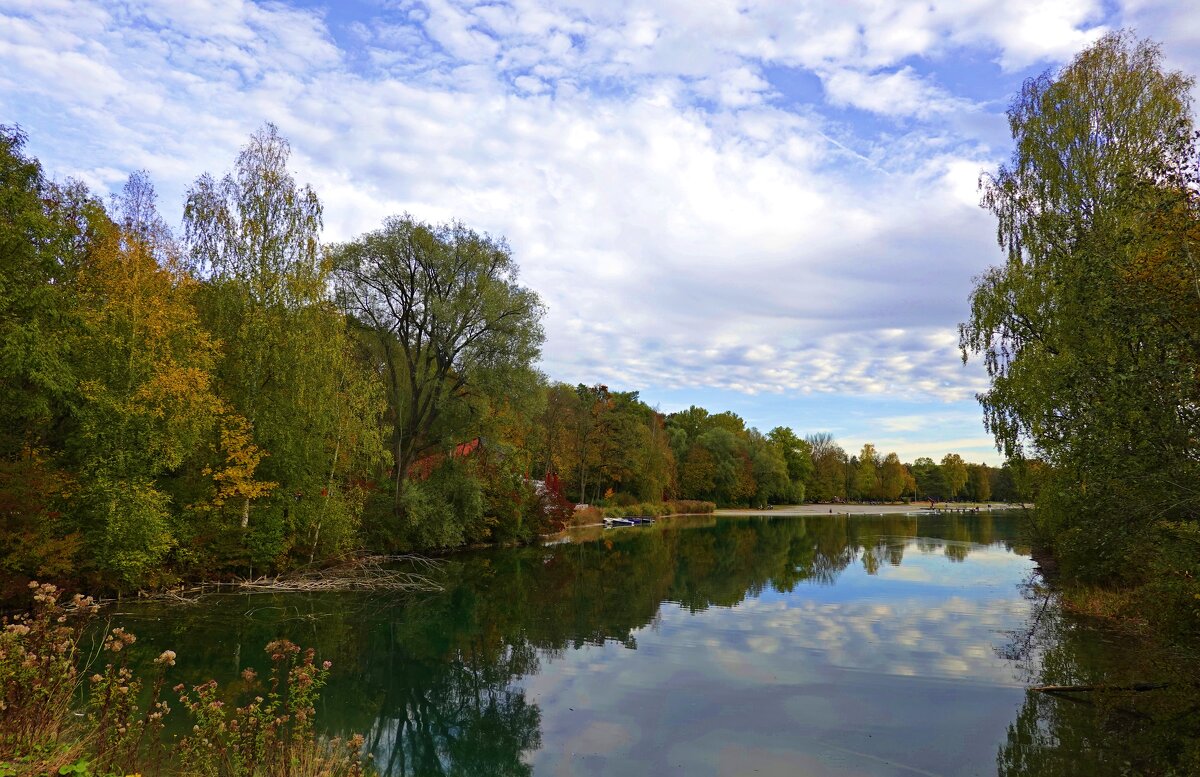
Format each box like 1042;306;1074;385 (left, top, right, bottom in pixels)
995;582;1200;776
117;513;1039;775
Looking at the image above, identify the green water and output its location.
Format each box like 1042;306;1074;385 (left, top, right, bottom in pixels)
105;512;1186;776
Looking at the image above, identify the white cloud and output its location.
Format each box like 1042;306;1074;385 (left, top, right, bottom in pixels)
0;0;1139;418
821;66;973;118
1117;0;1200;101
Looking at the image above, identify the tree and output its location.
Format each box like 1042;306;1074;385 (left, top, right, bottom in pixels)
639;409;676;502
538;383;580;491
332;215;545;515
184;124;323;307
184;123;323;534
853;444;881;500
806;433;848;502
592;393;674;503
767;426;812;503
0;127;95;582
69;196;222;585
940;454;968;501
910;457;943;501
880;453;912;502
679;444;716;499
185;125;385;567
0;126;101;456
966;463;992;502
960;31;1200;589
573;384;612;504
747;429;789;507
961;32;1195;465
695;427;753;505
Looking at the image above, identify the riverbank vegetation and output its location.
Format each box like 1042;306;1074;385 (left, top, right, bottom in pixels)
961;30;1200;641
962;32;1200;773
0;583;369;777
0;121;1011;600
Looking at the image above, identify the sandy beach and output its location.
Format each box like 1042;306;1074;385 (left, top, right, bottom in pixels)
716;502;1026;516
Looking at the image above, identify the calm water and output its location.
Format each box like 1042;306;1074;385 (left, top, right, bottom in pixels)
107;512;1173;776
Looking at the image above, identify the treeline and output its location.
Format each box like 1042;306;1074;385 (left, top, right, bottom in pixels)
0;123;1010;596
543;392;1027;508
961;33;1200;635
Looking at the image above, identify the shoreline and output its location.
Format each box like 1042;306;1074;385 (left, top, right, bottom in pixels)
542;502;1027;545
716;502;1027;517
75;504;1026;604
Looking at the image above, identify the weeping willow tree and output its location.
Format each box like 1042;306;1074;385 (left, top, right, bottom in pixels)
960;32;1200;603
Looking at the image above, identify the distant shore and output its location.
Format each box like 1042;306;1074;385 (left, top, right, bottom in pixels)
717;502;1026;516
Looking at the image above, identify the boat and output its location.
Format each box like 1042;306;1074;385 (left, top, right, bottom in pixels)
603;515;656;527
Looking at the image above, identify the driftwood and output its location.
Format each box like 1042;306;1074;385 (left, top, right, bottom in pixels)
1032;683;1169;694
233;554;444;593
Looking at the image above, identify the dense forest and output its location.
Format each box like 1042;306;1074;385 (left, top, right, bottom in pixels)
0;123;1016;596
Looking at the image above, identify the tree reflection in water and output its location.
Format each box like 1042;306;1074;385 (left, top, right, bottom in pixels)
996;580;1200;776
114;513;1072;776
331;513;1023;774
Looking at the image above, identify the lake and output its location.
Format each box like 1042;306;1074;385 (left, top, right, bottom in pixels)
107;512;1176;776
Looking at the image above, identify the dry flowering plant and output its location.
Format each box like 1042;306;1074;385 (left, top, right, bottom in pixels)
0;582;370;777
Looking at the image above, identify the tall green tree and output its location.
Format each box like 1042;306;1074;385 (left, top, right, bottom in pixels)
853;444;881;500
679;443;717;500
0;127;105;583
940;453;968;501
0;127;102;454
805;433;847;502
571;384;612;504
965;463;992;502
185;125;384;566
746;429;788;507
879;453;912;502
960;31;1200;589
910;457;943;500
69;201;221;586
767;426;812;503
332;215;544;517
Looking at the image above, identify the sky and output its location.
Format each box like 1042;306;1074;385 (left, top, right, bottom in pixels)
2;0;1199;465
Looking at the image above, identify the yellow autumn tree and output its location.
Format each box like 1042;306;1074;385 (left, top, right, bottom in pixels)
70;188;222;588
202;413;277;522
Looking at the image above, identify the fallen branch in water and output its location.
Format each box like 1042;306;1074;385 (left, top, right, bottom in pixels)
234;554;444;593
1032;683;1169;694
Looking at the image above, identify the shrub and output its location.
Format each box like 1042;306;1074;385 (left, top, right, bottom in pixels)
397;461;484;550
0;582;370;777
666;500;716;515
87;628;174;775
599;500;715;519
570;506;603;526
1135;520;1200;638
